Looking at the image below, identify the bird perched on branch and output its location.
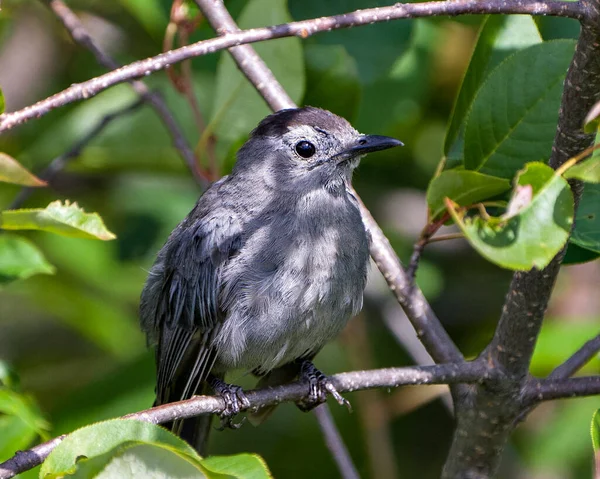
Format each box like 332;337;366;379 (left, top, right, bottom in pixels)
140;106;402;453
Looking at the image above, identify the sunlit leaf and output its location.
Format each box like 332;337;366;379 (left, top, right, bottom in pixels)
0;87;4;114
1;200;116;240
40;419;200;478
464;40;575;177
0;234;55;284
447;162;574;270
211;0;304;142
564;156;600;182
41;418;272;479
426;170;510;219
202;453;272;479
444;15;542;156
0;153;46;186
67;443;208;479
570;183;600;253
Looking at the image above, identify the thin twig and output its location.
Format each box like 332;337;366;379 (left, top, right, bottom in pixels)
515;335;600;423
41;0;210;187
427;233;464;244
525;376;600;402
406;212;450;282
313;405;361;479
549;334;600;379
8;99;145;209
2;0;583;134
0;362;489;479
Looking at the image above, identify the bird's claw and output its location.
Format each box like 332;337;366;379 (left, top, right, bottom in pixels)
297;361;351;412
209;377;250;430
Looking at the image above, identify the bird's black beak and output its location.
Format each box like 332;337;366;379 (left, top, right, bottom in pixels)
313;134;403;169
331;135;403;164
349;135;404;155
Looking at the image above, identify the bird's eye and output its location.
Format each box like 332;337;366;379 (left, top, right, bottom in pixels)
295;140;316;159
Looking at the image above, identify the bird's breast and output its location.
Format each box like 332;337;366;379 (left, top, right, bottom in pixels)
212;191;369;373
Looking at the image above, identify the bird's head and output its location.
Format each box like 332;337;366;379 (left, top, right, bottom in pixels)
233;107;402;193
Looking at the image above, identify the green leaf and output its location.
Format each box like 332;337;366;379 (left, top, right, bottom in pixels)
1;200;116;240
444;15;542;156
448;162;574;270
0;87;4;114
562;242;600;265
40;419;200;478
0;153;46;186
68;443;208;479
0;234;55;284
426;170;511;219
592;409;600;452
563;156;600;182
202;453;272;479
570;183;600;253
41;419;272;479
464;40;575;177
211;0;304;142
0;388;50;460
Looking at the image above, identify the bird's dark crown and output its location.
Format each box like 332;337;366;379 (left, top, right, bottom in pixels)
251;107;354;139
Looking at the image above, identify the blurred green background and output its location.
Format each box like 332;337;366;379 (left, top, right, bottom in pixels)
0;0;597;478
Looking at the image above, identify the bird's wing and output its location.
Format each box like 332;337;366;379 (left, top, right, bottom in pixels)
140;200;243;406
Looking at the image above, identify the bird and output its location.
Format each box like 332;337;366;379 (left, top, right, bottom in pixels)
140;106;402;454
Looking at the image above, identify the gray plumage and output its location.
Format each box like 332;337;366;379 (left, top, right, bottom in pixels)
140;107;401;450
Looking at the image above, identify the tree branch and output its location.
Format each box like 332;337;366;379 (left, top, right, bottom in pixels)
525;376;600;402
0;362;489;479
41;0;209;187
442;1;600;476
549;333;600;379
313;405;361;479
0;0;583;134
514;334;600;424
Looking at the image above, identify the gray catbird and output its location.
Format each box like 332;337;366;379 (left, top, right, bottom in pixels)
140;106;402;453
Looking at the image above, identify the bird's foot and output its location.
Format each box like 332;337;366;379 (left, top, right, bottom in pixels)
209;375;251;430
296;360;351;412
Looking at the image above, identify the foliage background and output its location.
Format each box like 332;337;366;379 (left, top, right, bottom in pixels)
0;0;597;477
